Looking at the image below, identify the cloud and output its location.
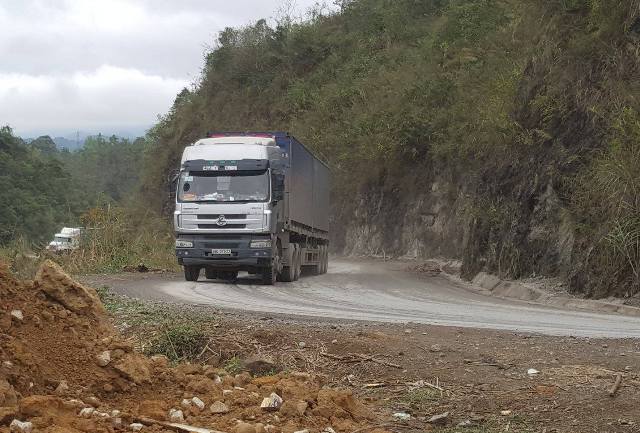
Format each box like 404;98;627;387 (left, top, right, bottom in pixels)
0;0;332;137
0;66;188;135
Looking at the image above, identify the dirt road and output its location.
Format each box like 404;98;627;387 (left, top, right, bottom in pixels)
91;258;640;338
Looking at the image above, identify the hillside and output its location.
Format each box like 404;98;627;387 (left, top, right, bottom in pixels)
144;0;640;298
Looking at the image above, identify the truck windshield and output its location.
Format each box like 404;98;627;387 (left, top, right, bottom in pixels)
178;170;269;203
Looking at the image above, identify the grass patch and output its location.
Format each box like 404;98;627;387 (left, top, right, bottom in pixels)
439;416;537;433
146;324;208;362
224;356;243;375
400;388;442;410
96;287;217;362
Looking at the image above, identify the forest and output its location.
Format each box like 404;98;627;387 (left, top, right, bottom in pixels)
0;127;145;245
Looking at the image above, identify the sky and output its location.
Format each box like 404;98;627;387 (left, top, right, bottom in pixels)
0;0;328;138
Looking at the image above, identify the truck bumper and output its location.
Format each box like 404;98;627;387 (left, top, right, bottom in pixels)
175;234;273;270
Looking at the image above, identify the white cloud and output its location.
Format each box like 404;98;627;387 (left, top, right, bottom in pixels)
0;0;330;137
0;66;189;135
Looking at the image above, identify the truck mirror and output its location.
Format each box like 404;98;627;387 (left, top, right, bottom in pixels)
168;169;180;194
272;173;285;201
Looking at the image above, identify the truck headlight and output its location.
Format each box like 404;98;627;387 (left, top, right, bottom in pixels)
250;240;271;248
176;240;194;248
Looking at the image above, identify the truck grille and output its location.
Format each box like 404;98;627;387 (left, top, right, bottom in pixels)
198;224;247;229
197;214;246;220
203;242;240;249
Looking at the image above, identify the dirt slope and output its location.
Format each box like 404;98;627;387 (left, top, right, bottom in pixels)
0;261;380;433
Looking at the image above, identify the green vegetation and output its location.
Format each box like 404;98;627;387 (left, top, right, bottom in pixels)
0;128;146;247
146;324;209;362
0;127;83;245
224;356;244;375
60;206;177;274
97;287;213;361
143;0;640;297
0;126;176;275
400;387;442;410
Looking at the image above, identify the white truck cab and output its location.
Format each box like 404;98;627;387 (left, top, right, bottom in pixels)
47;227;82;253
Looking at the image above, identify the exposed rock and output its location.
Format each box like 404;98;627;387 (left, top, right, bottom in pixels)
130;423;144;431
113;354;151;384
191;396;205;410
210;401;229;414
169;408;184;422
9;419;33;433
54;380;69;395
96;350;111;367
427;412;449;425
33;260;106;318
79;407;95;418
10;310;23;322
260;393;283;411
392;412;411;421
430;344;442;353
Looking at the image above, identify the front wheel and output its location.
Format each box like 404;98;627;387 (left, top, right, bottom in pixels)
261;247;280;285
184;265;201;282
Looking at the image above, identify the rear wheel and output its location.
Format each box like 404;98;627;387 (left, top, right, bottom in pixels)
311;245;322;275
278;246;295;282
184;265;200;282
321;245;329;274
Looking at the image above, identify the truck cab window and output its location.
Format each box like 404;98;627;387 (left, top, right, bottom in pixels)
178;170;269;203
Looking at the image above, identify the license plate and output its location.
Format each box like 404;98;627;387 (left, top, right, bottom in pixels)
211;249;232;255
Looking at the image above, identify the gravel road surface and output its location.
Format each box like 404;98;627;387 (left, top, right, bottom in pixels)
95;258;640;338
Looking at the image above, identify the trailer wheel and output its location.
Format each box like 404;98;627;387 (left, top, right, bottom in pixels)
184;265;201;282
311;245;322;275
278;246;295;282
293;244;302;281
321;245;329;274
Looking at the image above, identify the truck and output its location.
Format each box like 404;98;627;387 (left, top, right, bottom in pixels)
46;227;82;253
173;132;330;285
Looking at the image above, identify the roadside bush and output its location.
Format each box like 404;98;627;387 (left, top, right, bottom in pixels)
60;206;178;274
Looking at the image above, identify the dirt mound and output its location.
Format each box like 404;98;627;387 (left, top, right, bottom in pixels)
0;262;379;433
